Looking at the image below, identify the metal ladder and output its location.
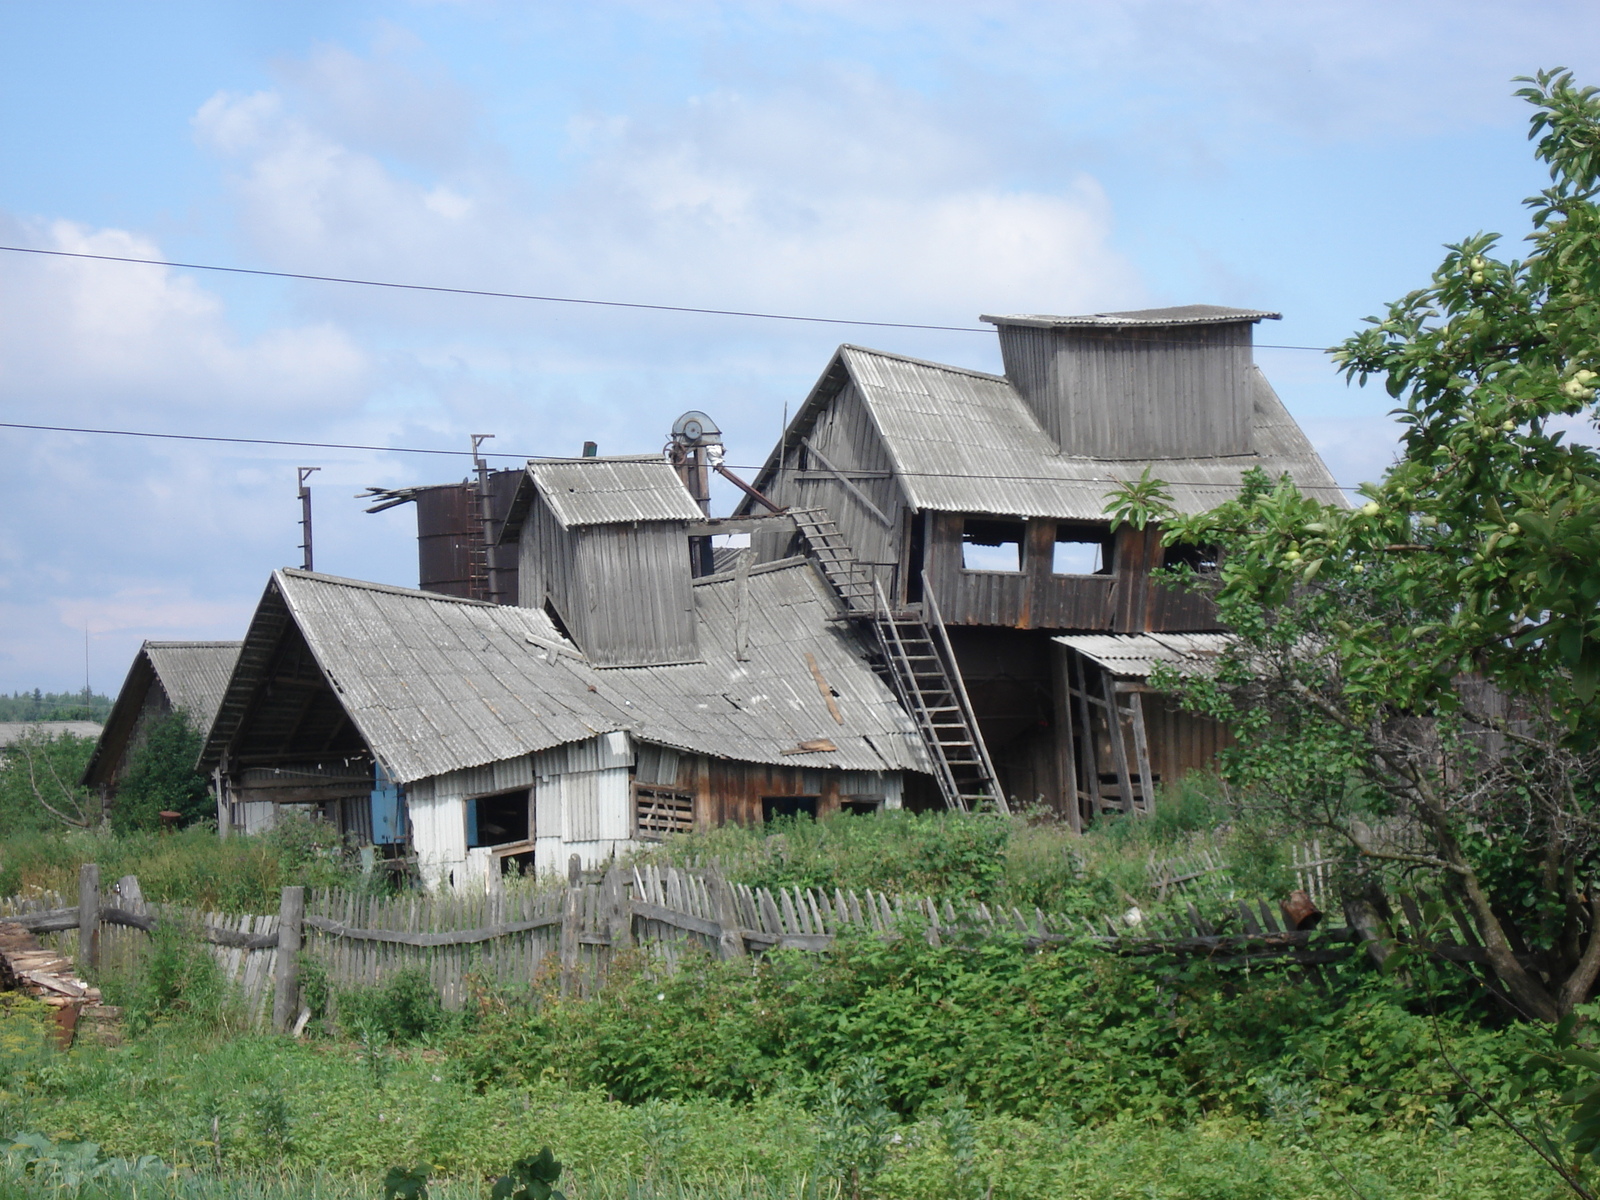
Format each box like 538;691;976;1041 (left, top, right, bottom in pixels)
873;580;1008;814
788;508;878;614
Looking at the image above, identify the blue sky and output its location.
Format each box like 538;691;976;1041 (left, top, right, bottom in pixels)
2;1;1597;694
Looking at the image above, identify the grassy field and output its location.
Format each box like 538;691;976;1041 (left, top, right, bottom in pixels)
0;794;1586;1198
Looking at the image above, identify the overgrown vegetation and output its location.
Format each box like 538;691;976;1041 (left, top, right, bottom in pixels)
110;713;213;833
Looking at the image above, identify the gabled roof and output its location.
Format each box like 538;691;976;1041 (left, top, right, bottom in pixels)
740;343;1346;520
82;640;242;787
981;305;1281;329
201;566;925;786
500;456;703;542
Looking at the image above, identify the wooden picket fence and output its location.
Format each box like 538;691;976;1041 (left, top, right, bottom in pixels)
1147;839;1340;905
2;856;1375;1034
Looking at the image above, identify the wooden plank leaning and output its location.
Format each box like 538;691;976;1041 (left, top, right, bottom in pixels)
559;854;581;998
77;863;99;973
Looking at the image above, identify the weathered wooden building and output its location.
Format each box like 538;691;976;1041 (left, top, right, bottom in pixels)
82;640;241;816
199;551;926;887
733;305;1342;823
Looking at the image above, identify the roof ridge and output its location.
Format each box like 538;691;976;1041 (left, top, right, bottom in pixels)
143;640;244;648
276;568;498;606
839;343;1010;384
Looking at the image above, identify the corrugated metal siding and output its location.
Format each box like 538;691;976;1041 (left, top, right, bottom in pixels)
410;783;468;888
575;523;699;666
519;489;581;618
556;766;632;842
531;457;703;528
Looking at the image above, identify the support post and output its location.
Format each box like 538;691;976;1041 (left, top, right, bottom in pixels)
1124;688;1155;813
77;862;99;973
707;866;748;960
1052;645;1082;833
273;885;304;1034
1100;668;1136;814
560;854;581;998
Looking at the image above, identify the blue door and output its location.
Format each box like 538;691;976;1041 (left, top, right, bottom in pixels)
370;762;406;845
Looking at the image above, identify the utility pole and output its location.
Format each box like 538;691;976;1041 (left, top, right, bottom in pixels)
297;467;320;571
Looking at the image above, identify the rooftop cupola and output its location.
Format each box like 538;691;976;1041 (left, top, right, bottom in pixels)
980;305;1281;459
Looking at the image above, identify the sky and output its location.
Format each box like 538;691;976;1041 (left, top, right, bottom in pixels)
1;1;1597;696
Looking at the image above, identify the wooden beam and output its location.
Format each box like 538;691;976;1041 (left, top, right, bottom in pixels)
684;514;795;538
804;653;845;725
799;438;894;527
1100;667;1136;814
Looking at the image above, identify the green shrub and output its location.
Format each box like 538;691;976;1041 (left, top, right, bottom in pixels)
108;916;238;1036
339;969;448;1044
110;712;211;833
0;729;99;835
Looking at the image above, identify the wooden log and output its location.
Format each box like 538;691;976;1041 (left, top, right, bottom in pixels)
78;863;99;973
273;886;304;1035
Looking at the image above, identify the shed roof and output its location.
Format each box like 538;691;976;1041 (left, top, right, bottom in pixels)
981;305;1281;329
740;344;1346;520
1053;632;1232;679
498;457;703;541
2;721;103;749
82;640;242;787
202;565;926;786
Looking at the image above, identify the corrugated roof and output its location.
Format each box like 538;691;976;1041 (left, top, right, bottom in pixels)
1053;632;1232;679
831;345;1346;519
142;642;241;730
205;565;926;785
532;456;704;528
82;640;243;787
981;305;1281;328
2;721;103;749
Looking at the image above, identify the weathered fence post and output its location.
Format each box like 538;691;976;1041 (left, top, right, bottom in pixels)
706;866;747;960
604;862;633;954
560;854;581;998
77;863;99;972
273;886;304;1034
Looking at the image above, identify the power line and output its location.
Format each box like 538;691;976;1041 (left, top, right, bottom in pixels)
1;419;1364;493
0;244;1334;350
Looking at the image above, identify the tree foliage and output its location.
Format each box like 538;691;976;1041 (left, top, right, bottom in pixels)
112;710;212;832
0;730;98;833
1109;69;1600;1022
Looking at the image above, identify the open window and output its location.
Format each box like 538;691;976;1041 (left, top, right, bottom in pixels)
961;519;1025;572
466;788;530;849
1161;542;1220;575
1052;523;1114;576
841;796;884;816
762;795;819;823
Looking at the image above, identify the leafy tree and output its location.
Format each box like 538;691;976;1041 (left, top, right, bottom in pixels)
0;729;99;832
112;711;211;832
1110;69;1600;1022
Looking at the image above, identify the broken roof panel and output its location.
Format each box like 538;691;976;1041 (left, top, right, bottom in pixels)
532;456;704;528
203;564;926;786
1054;632;1232;679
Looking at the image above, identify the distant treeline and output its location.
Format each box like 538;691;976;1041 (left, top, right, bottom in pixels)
0;689;113;722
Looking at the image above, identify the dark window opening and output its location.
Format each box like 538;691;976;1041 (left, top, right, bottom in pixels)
906;514;926;602
635;785;694;841
762;795;819;823
842;796;884;816
1161;542;1221;574
500;849;537;876
542;600;575;643
1053;523;1114;576
961;519;1025;573
466;788;530;849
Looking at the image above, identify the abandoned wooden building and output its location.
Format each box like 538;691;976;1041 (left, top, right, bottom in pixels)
198;471;928;885
82;639;242;815
729;305;1343;825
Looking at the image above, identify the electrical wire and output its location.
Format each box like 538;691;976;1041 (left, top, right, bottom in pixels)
0;419;1362;494
0;244;1336;350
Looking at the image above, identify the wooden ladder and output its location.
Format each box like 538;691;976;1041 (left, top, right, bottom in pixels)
788;508;878;614
873;579;1008;814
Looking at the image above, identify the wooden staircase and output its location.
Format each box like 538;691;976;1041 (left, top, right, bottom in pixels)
786;507;1005;813
787;508;877;614
873;581;1008;814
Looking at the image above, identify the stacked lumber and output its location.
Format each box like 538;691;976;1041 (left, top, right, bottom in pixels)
0;920;106;1047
